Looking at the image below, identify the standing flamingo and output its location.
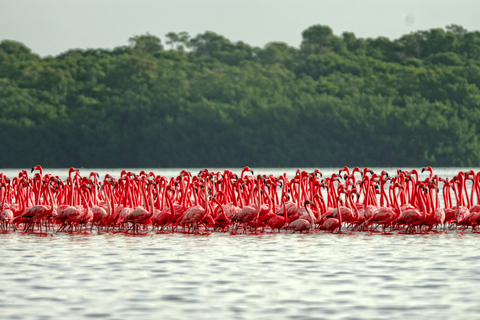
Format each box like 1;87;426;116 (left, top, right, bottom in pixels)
320;196;343;233
267;194;289;232
231;175;264;233
76;186;94;232
155;186;176;231
15;177;57;233
125;177;156;233
0;183;14;231
178;170;211;233
366;183;402;232
285;200;316;233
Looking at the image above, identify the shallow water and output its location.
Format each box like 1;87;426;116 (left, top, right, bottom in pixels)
1;231;480;319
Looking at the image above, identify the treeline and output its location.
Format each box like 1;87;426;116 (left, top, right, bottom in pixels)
1;24;480;168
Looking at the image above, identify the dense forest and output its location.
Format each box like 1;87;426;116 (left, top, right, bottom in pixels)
1;24;480;168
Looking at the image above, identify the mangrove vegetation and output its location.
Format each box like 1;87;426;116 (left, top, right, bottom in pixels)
1;25;480;168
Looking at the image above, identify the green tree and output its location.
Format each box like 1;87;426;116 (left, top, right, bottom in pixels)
129;33;163;53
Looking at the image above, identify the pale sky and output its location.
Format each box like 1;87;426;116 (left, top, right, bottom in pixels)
1;0;479;57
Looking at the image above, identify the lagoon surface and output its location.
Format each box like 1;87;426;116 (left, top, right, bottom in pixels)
2;231;480;320
1;167;480;319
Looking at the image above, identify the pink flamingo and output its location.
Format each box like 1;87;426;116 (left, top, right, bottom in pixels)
320;196;343;233
76;185;94;232
125;177;157;233
15;177;57;233
0;183;14;231
397;183;428;233
231;175;264;233
451;173;470;225
366;183;402;232
285;200;316;233
155;186;176;231
429;177;446;231
240;166;254;179
210;192;232;232
267;194;289;232
178;170;211;233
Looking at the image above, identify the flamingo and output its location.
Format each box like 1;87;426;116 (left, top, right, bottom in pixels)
76;186;94;232
0;183;14;231
320;197;343;233
125;178;157;233
267;194;289;232
366;184;402;232
208;193;232;232
397;183;429;233
240;166;254;179
154;187;176;231
450;173;470;226
15;177;57;233
231;175;265;233
178;170;211;233
285;200;316;233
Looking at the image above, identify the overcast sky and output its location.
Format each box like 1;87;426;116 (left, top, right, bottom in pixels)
1;0;480;57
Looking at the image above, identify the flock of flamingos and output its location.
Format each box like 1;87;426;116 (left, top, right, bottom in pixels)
0;165;479;235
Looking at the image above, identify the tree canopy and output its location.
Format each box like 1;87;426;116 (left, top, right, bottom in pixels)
1;24;480;168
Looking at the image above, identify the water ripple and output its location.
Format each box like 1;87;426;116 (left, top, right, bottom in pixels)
1;232;479;319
